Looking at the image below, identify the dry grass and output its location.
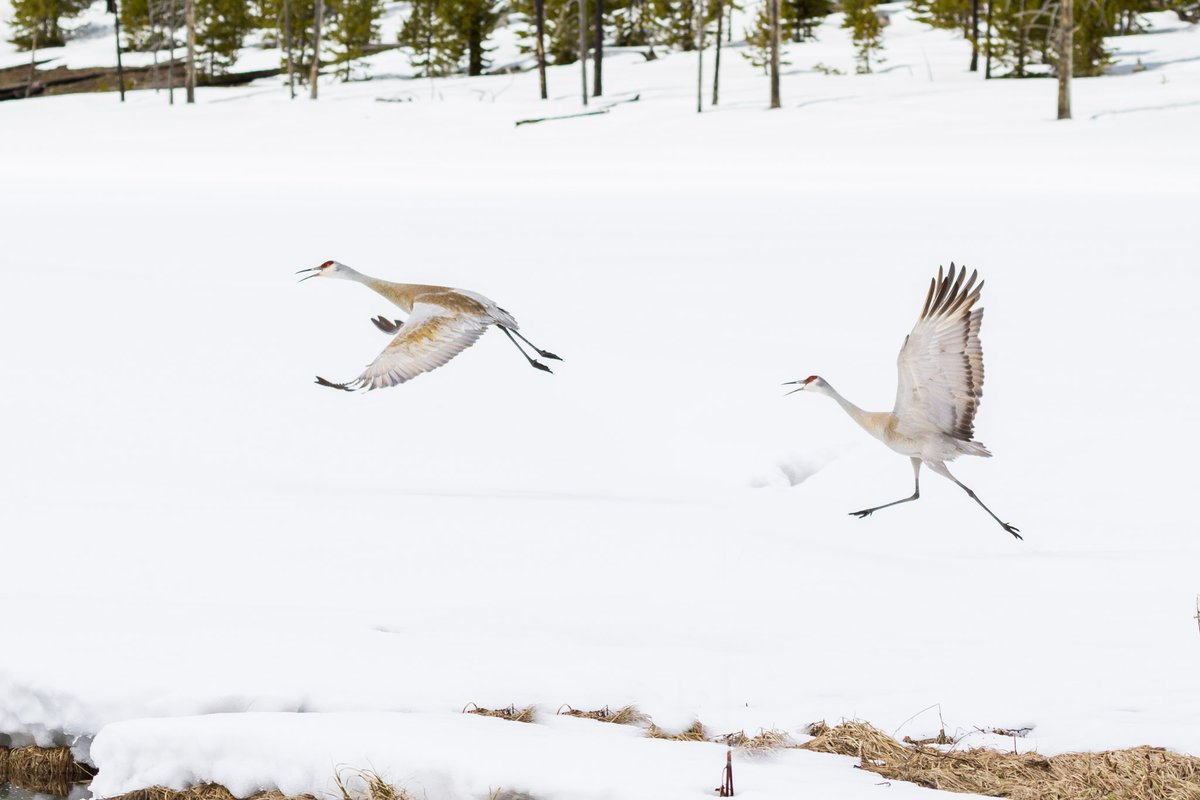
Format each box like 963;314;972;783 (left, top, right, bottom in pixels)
556;705;650;726
713;729;795;753
334;768;414;800
0;745;95;795
647;721;708;742
801;720;1200;799
114;786;314;800
463;703;537;724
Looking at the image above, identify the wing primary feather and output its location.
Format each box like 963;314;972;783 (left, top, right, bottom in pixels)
929;267;948;318
921;277;936;319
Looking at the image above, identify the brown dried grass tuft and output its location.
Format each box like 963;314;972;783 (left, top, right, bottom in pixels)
648;721;707;742
116;786;314;800
463;703;537;724
713;729;795;753
801;720;1200;799
555;705;650;726
0;745;95;795
334;768;413;800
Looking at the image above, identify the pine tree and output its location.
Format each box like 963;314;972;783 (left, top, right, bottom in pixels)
328;0;383;78
398;0;463;75
743;0;787;73
7;0;90;48
512;0;580;64
781;0;830;41
909;0;968;30
455;0;501;75
195;0;252;74
841;0;883;73
650;0;700;49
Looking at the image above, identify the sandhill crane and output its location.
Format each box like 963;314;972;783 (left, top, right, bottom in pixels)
298;260;561;390
785;263;1021;539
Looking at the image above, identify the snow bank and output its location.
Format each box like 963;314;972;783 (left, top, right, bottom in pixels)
87;712;972;800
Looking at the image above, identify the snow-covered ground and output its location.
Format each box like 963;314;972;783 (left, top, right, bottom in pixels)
2;6;1199;800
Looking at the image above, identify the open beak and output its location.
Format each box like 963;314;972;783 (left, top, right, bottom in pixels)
782;380;807;397
296;267;320;282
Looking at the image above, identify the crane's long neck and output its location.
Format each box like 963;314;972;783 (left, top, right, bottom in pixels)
820;382;879;435
338;267;419;313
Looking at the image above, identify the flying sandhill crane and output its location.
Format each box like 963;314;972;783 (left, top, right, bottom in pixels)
298;260;561;390
785;263;1021;539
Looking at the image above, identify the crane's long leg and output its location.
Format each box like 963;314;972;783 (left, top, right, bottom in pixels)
850;457;922;518
927;461;1022;540
499;326;553;373
509;329;562;361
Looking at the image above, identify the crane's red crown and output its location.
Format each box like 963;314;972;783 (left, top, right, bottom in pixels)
805;375;818;384
320;260;335;268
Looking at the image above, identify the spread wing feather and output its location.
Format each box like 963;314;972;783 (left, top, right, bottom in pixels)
893;263;986;443
331;303;489;391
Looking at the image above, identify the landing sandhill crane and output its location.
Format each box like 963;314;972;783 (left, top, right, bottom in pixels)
785;263;1021;539
298;260;561;390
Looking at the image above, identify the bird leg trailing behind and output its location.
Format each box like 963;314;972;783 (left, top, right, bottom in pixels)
850;457;922;518
926;461;1022;539
499;326;555;373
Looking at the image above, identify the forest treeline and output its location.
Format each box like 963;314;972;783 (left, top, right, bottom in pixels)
6;0;1198;117
9;0;1197;78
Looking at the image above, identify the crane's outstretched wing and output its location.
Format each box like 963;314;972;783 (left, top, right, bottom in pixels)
893;264;986;443
317;303;488;391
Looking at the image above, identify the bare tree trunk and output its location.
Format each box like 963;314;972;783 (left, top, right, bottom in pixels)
113;0;127;101
769;0;780;108
1057;0;1071;119
593;0;602;96
969;0;979;70
711;0;722;105
310;0;322;99
284;0;295;98
185;0;195;103
534;0;547;98
578;0;587;106
168;0;175;103
695;0;703;112
726;1;732;42
25;29;37;98
148;0;160;91
984;0;992;78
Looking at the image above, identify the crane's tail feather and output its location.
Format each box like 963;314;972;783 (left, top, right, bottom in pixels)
958;440;993;458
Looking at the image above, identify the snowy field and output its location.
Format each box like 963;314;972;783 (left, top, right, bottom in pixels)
2;6;1200;800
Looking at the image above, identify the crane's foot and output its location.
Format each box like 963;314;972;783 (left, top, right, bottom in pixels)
849;509;875;519
538;350;563;361
315;375;355;391
530;360;553;373
1002;522;1023;540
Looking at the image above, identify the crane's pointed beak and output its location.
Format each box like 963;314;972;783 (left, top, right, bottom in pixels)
782;380;807;396
296;267;320;282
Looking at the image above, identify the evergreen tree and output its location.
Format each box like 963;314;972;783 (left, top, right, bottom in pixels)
7;0;90;48
986;0;1051;76
512;0;581;64
841;0;883;73
328;0;383;78
782;0;830;41
909;0;968;30
455;0;501;75
195;0;252;73
398;0;463;75
743;0;788;72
